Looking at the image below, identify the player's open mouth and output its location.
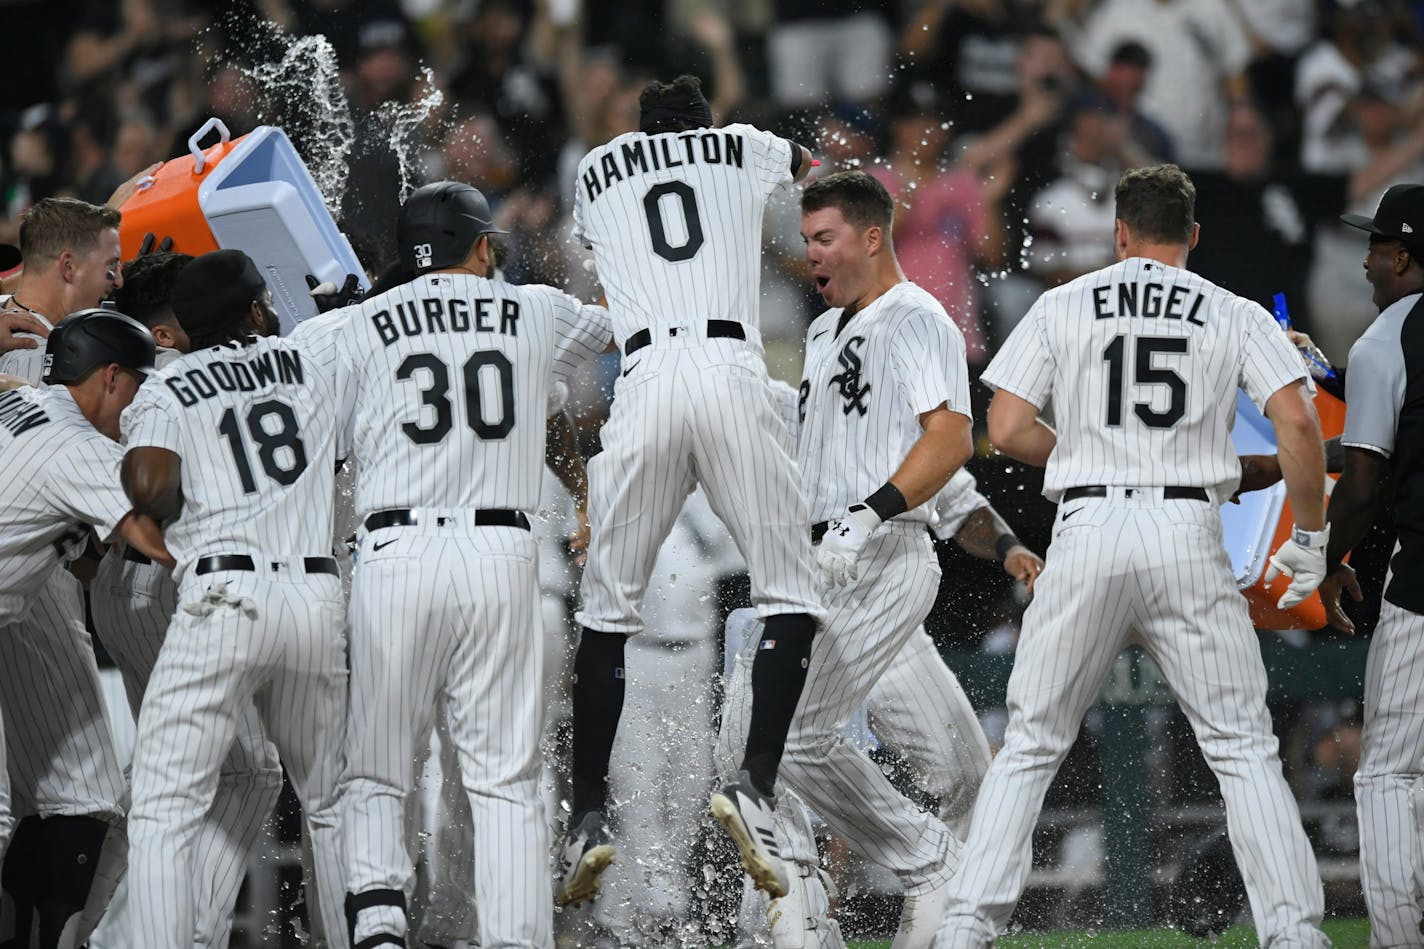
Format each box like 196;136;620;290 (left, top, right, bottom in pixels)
814;276;830;292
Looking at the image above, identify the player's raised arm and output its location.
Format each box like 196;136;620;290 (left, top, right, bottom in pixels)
121;446;183;525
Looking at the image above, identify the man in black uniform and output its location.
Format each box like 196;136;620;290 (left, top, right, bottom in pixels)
1316;183;1424;944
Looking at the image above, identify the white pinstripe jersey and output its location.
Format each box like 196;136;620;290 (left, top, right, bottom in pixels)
0;295;55;385
121;335;342;576
797;281;972;524
982;257;1309;502
0;385;132;613
313;273;609;518
571;124;794;345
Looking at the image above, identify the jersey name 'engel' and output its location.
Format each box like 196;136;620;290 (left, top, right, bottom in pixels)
581;129;747;204
1090;280;1208;325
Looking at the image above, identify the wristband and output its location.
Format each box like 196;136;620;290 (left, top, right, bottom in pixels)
1291;524;1330;549
995;534;1022;562
864;482;908;522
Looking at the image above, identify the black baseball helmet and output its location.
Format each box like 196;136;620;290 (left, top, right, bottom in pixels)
42;308;156;385
396;181;507;274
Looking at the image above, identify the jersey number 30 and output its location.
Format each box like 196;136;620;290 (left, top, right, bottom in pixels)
1102;334;1187;429
218;400;309;494
397;351;515;445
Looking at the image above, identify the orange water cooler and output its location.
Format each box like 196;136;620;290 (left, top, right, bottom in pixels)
117;118;367;334
1224;387;1347;630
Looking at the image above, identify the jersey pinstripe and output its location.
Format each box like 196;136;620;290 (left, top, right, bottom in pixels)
0;294;50;384
319;273;608;518
572;124;793;345
121;336;343;573
982;258;1308;500
797;280;971;523
0;385;132;617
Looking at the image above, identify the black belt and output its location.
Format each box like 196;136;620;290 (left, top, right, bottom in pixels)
624;320;745;356
363;509;531;532
811;521;829;545
1062;485;1209;502
195;555;339;576
123;547;153;565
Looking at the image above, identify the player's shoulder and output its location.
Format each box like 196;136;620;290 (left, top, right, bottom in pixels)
806;308;842;343
879;281;961;335
579;131;641;168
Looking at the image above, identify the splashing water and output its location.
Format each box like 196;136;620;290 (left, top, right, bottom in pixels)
237;31;354;214
377;66;446;203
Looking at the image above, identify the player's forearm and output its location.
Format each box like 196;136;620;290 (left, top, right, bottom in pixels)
952;504;1022;562
888;412;973;509
1325;448;1388;570
545;410;588;513
990;418;1057;468
116;512;175;570
1274;415;1327;532
121;449;184;524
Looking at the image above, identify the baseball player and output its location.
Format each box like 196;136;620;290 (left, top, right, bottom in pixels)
119;249;349;948
1313;184;1424;945
0;197;124;381
87;251;286;949
937;164;1331;948
325;181;609;948
0;197;132;943
563;73;823;907
717;170;975;949
0;310;169;946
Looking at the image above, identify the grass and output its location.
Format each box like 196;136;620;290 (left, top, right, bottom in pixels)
832;917;1370;948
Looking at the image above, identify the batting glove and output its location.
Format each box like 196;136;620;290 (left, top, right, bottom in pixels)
817;504;880;587
1265;524;1331;609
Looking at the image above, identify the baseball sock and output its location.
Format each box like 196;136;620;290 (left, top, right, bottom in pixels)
32;815;107;949
570;628;628;818
742;612;816;797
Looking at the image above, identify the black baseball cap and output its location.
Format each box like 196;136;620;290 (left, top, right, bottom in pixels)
1341;184;1424;246
170;249;268;337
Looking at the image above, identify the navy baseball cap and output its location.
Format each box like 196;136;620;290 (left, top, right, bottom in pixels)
1341;184;1424;246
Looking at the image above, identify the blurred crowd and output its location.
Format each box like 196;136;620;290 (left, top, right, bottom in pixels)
3;0;1417;928
8;0;1424;367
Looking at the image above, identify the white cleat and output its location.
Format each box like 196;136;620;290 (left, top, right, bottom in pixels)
891;874;953;949
767;864;846;949
712;770;790;899
556;810;616;907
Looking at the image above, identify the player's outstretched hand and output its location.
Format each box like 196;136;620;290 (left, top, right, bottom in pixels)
1316;563;1363;635
0;309;49;351
137;232;175;256
1265;525;1330;609
1003;546;1045;594
306;273;365;313
817;505;879;587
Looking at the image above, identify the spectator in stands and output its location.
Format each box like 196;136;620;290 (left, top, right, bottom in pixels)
767;0;894;108
901;0;1034;134
1092;41;1175;162
1058;0;1253;169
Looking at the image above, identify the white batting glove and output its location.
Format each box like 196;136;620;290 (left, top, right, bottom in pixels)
1265;525;1331;609
817;504;880;587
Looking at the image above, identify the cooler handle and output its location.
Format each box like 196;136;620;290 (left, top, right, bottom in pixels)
189;118;232;175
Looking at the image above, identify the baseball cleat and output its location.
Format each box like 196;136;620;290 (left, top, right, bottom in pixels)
711;770;790;898
891;874;952;949
556;809;616;906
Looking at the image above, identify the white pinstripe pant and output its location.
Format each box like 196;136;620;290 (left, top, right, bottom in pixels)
775;524;954;885
341;522;549;949
936;495;1327;948
0;568;126;824
127;566;348;948
90;552;284;948
577;340;822;634
1355;595;1424;948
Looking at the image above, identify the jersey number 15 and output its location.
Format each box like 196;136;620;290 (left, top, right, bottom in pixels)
1102;334;1188;429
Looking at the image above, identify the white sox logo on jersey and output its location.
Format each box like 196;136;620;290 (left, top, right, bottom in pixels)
829;336;871;416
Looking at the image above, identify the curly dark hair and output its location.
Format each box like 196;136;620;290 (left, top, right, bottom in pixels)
112;251;194;327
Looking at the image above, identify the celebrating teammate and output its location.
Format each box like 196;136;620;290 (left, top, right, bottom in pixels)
88;251;285;947
729;170;975;948
120;249;349;947
937;164;1331;948
562;73;823;906
326;181;608;947
1314;183;1424;943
